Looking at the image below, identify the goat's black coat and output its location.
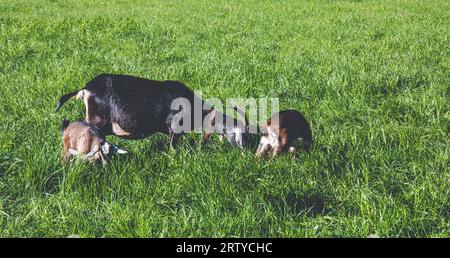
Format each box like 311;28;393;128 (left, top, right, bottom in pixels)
56;74;208;145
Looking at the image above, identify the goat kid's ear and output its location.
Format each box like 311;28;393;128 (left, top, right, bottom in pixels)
111;144;128;154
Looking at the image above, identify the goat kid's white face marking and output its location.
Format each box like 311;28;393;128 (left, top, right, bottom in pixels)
267;126;279;141
259;135;270;147
101;142;111;155
257;132;280;156
259;130;278;146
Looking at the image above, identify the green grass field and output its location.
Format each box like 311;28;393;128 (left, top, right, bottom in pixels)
0;0;448;237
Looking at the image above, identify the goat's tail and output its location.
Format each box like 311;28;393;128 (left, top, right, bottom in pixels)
55;90;80;112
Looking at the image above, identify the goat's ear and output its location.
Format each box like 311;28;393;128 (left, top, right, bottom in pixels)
116;148;128;154
111;144;128;154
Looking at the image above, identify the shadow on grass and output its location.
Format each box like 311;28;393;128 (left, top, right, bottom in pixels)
42;167;64;195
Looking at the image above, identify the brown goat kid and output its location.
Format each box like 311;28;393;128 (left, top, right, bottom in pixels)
61;119;127;166
256;110;313;158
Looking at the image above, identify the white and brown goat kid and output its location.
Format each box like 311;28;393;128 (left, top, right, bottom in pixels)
61;119;127;166
256;110;313;158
